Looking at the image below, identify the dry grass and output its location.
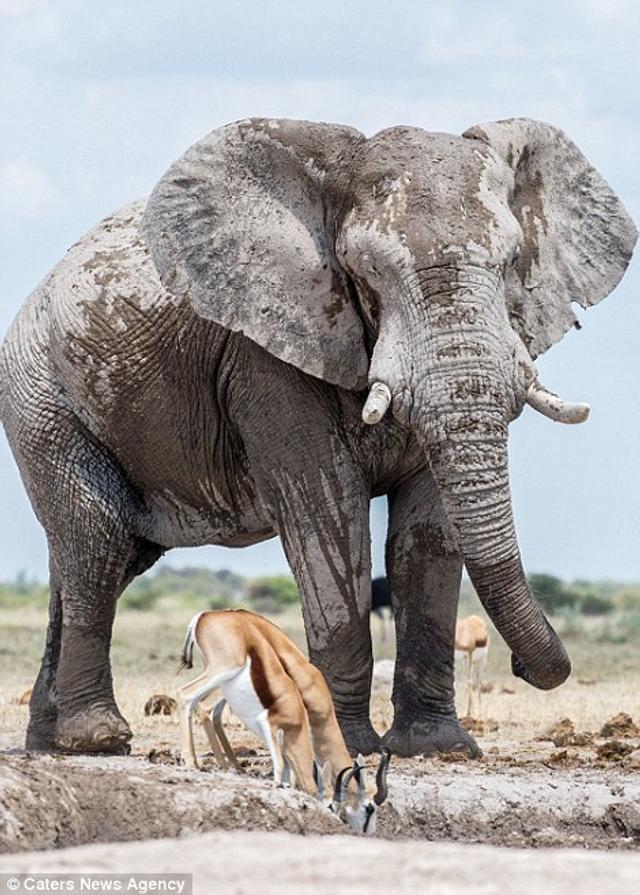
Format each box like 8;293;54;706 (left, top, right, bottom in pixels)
1;604;639;755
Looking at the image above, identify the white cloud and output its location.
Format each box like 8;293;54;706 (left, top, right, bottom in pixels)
0;159;59;216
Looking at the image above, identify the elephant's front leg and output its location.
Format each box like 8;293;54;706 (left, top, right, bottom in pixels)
382;470;481;758
272;469;379;755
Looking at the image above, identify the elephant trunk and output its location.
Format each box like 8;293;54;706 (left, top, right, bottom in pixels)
378;266;570;689
422;412;570;689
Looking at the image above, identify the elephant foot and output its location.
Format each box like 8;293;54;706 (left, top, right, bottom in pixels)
383;715;481;758
26;716;59;753
338;717;383;756
55;704;132;754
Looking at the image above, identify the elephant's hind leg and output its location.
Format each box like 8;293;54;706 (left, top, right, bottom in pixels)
26;565;62;750
21;423;162;753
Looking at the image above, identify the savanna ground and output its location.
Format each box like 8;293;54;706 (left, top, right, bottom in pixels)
1;575;640;891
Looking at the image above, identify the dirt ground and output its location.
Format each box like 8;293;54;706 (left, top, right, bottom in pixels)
2;830;640;895
1;603;640;889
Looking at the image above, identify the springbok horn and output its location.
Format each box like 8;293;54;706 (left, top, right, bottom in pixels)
362;382;391;425
373;747;391;806
526;379;590;425
334;759;366;808
332;766;354;809
353;757;365;800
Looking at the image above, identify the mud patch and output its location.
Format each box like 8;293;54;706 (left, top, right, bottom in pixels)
2;750;640;855
596;740;636;762
144;694;177;716
538;717;595;748
601;713;640;739
0;752;343;855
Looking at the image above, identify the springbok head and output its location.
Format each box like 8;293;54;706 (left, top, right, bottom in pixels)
320;748;390;835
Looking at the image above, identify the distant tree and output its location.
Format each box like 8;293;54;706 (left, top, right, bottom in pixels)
578;591;614;616
247;576;298;613
528;573;579;613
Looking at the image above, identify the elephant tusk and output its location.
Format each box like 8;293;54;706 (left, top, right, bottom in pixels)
526;379;590;424
362;382;391;425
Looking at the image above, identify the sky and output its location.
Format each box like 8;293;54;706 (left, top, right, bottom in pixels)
0;0;638;583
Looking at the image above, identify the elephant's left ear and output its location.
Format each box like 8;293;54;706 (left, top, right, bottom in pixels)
463;118;637;358
142;118;369;389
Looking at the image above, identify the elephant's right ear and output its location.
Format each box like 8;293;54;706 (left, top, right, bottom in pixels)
142;118;369;389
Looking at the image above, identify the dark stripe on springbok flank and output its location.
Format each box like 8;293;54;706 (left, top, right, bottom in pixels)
248;647;276;709
476;637;488;648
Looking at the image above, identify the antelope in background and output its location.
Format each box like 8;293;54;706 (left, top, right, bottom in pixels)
370;577;490;717
455;614;490;718
178;608;389;834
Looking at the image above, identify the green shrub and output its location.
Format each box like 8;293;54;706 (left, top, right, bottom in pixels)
528;573;580;613
613;587;640;611
554;605;585;638
579;591;614;616
595;608;640;644
0;581;49;609
247;576;298;613
594;621;628;644
119;585;160;611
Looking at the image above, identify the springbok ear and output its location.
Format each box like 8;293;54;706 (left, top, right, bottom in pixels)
143;118;369;389
463;118;637;358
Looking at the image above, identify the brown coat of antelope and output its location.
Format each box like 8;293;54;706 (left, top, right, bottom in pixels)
178;608;389;834
455;614;490;718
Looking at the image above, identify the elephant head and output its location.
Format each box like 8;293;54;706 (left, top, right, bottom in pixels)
142;117;637;691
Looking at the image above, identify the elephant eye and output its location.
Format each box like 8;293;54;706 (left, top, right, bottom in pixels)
511;244;522;266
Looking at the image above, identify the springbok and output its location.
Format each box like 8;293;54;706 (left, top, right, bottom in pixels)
455;614;490;718
178;608;390;833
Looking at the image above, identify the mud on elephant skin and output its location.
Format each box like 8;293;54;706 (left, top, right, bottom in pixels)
0;117;636;757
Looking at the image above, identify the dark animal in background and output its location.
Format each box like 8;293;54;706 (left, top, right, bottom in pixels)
371;577;394;643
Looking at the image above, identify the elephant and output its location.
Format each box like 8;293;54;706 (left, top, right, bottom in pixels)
0;117;636;758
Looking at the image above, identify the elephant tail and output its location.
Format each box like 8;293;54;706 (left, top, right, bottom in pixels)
179;612;204;671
